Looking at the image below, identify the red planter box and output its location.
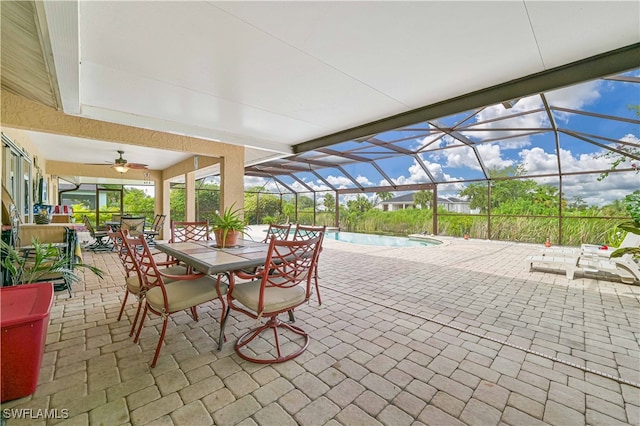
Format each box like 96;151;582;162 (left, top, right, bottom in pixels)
1;283;54;402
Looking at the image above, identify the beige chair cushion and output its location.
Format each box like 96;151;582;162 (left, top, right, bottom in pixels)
231;281;305;315
145;276;227;313
125;265;188;293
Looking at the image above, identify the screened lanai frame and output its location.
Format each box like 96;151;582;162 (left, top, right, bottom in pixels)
242;61;639;245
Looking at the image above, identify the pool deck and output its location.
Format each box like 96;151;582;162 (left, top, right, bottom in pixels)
2;228;639;425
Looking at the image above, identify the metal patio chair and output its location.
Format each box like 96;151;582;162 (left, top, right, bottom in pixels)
123;233;227;368
220;235;322;363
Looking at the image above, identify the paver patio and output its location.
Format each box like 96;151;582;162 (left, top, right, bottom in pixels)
2;230;639;425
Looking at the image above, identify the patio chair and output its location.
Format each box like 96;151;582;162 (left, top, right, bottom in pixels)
144;214;166;245
220;235;322;363
109;228;189;335
82;214;112;251
121;215;146;238
293;224;326;305
261;223;291;243
170;220;210;242
581;231;640;257
122;233;227;368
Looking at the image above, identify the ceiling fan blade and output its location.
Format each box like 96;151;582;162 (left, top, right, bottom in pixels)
126;163;148;169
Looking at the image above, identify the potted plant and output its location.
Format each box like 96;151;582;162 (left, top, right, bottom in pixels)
0;238;104;289
34;209;50;225
212;203;248;248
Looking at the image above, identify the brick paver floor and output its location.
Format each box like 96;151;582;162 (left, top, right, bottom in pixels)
2;229;639;425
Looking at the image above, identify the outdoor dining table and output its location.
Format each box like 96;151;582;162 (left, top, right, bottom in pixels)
154;239;270;275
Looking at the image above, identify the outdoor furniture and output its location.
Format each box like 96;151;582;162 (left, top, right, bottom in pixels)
123;234;227;368
528;250;640;284
82;215;112;252
144;214;166;245
170;220;210;242
108;229;188;336
120;215;146;238
292;224;326;305
261;223;291;243
154;238;272;349
223;236;322;363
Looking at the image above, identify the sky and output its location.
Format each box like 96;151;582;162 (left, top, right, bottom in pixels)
243;69;640;208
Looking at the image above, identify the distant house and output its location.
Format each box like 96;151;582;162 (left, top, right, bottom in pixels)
376;192;476;214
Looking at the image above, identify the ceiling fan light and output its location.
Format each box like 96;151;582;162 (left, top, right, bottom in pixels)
113;164;129;173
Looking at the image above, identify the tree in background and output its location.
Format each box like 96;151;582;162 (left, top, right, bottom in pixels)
243;189;281;224
413;190;433;209
597;105;639;181
123;187;154;217
347;195;373;213
323;193;335;213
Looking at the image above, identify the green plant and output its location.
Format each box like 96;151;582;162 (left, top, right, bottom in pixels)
1;239;104;285
212;203;248;246
611;193;640;259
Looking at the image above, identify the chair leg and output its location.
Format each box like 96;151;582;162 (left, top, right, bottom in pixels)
218;305;230;351
134;304;148;343
190;306;198;321
118;291;129;321
150;317;168;368
235;315;310;364
130;296;144;337
314;274;322;306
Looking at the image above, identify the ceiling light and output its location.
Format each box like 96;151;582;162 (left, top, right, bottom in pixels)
112;164;129;173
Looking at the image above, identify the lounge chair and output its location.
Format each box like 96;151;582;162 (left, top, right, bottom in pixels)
529;250;639;284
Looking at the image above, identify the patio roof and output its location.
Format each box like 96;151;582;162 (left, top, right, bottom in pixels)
1;1;638;188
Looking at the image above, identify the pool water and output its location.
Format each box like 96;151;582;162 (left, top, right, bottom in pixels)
326;231;439;247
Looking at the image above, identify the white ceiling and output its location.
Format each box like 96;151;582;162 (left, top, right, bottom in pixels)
24;1;640;182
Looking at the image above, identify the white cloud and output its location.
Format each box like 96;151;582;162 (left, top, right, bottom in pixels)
519;146;640;206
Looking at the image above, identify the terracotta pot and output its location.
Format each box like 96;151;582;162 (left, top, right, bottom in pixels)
214;229;241;247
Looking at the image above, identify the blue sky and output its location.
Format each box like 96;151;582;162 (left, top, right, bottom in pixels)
244;69;640;207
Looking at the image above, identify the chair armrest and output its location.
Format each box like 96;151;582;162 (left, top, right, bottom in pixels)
159;271;205;281
234;268;263;280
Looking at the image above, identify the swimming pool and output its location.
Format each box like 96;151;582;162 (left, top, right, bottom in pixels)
326;231;439;247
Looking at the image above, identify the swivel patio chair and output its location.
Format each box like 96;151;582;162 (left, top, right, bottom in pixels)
82;215;112;251
293;224;326;305
108;229;188;336
170;220;210;242
123;233;228;368
144;214;166;245
220;235;322;363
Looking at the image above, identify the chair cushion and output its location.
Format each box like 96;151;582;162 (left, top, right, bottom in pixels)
231;280;306;315
146;276;228;313
125;265;189;293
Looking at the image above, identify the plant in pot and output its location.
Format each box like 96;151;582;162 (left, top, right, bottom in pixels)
1;238;104;291
212;203;248;248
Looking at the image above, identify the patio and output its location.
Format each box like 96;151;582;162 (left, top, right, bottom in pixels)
2;232;639;425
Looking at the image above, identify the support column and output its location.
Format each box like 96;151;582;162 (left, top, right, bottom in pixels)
153;177;164;239
162;179;171;240
185;172;196;221
219;153;245;216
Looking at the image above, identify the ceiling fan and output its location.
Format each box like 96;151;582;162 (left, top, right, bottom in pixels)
93;150;148;173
